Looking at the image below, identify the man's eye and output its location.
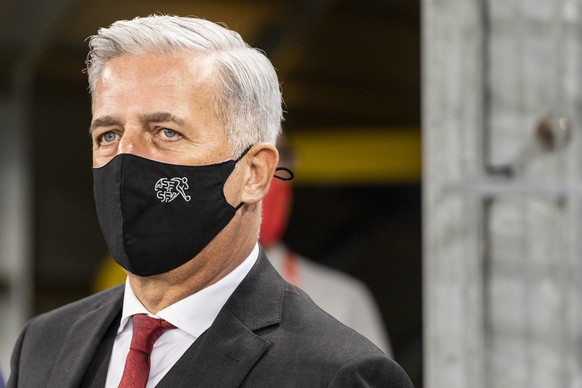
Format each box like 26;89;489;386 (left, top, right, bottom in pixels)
162;128;178;138
101;132;117;143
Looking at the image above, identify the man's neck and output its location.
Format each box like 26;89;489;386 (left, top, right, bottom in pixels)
127;239;256;314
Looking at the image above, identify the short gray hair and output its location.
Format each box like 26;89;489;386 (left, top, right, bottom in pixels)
86;15;283;156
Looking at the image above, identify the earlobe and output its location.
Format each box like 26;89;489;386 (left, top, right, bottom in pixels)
241;143;279;204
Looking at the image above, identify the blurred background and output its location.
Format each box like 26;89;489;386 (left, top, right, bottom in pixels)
0;0;422;386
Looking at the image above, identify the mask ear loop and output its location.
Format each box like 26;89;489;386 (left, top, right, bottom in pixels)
233;146;295;210
236;145;294;181
236;145;254;162
235;168;294;211
232;146;255;211
234;166;294;211
274;167;294;181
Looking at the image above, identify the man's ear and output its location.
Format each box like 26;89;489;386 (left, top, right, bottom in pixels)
241;143;279;204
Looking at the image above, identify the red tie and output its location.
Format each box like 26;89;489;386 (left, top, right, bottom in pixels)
118;314;175;388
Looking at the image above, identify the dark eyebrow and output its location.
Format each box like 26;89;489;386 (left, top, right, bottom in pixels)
89;115;121;134
140;112;185;126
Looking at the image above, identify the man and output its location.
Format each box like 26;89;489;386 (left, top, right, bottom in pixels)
8;15;413;387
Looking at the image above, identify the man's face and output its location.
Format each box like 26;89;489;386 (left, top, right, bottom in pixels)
90;52;231;168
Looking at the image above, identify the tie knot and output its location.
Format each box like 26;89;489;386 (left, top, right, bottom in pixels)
130;314;175;354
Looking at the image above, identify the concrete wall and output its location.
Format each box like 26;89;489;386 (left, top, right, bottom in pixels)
423;0;582;387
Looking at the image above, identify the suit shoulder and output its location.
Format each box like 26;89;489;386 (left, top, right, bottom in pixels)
28;284;123;330
251;284;413;386
279;283;385;357
9;285;124;388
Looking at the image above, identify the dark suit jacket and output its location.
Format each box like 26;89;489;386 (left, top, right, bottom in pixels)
8;249;413;387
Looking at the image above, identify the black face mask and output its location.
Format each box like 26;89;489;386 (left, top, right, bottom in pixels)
92;148;249;277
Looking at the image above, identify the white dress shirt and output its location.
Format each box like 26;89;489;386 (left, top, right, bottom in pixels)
105;244;259;388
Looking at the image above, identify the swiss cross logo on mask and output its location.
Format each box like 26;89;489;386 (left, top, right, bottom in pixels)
155;177;192;203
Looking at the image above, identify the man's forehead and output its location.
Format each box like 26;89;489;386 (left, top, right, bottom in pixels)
92;53;219;104
99;52;216;79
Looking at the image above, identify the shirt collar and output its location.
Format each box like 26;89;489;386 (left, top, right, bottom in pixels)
118;243;259;338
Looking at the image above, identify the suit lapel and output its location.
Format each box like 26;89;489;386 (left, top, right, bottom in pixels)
156;309;271;388
47;285;124;388
157;249;285;387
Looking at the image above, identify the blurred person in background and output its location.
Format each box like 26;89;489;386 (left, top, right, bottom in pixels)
8;15;412;387
260;133;392;355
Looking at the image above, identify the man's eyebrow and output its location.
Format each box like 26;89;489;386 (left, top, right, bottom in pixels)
89;113;186;134
89;115;120;133
140;112;185;126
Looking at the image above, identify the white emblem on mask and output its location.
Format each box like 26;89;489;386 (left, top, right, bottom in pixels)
155;177;192;203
